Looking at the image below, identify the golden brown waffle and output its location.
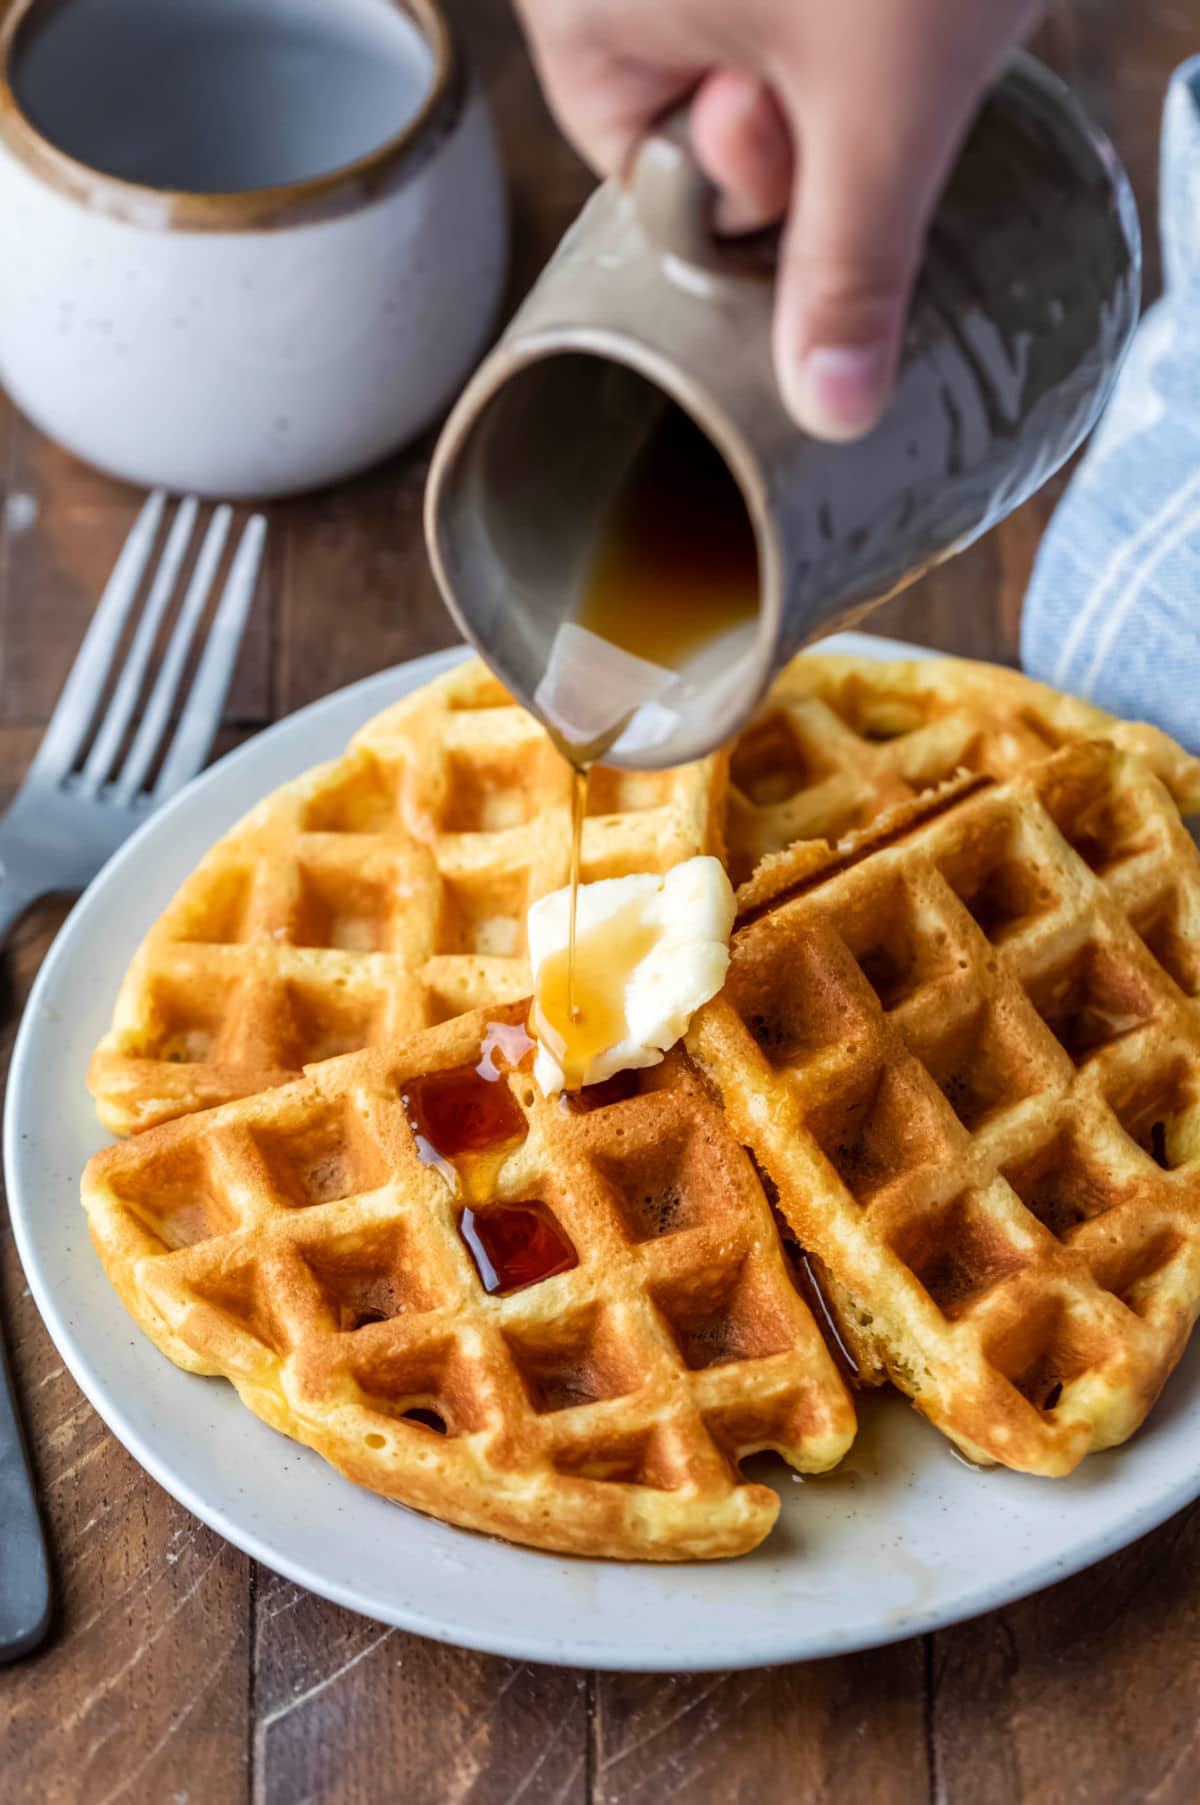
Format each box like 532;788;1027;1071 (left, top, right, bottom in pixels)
89;659;723;1134
691;741;1200;1475
82;1005;855;1560
725;652;1200;884
90;648;1200;1139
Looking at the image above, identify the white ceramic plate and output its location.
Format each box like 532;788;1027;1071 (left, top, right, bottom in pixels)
8;632;1200;1672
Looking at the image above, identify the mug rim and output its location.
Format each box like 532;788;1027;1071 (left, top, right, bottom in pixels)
0;0;462;230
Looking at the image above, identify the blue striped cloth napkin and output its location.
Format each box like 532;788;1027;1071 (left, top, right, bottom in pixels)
1022;55;1200;752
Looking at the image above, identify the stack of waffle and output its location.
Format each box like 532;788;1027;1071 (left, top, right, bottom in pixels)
82;651;1200;1558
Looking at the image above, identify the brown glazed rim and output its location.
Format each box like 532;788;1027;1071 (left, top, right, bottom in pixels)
0;0;462;230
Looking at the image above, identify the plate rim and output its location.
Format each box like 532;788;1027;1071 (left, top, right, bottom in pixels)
8;632;1200;1672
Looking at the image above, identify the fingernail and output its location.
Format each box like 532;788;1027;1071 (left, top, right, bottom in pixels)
788;342;891;442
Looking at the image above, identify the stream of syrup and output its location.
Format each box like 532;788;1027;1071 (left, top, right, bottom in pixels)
566;765;586;1024
537;403;760;1084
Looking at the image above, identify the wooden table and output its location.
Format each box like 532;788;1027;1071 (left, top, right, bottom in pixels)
2;4;1197;1800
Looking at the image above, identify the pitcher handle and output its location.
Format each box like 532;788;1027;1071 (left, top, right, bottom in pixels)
628;111;743;276
630;112;780;278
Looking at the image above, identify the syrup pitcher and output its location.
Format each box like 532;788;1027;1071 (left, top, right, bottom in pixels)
425;52;1140;770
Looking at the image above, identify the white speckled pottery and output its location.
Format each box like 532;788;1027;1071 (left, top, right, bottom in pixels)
0;0;508;497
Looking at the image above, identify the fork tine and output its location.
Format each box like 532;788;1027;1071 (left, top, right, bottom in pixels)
28;490;167;783
79;495;199;793
152;513;267;801
112;506;233;804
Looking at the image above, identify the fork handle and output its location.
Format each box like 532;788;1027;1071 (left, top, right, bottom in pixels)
0;1338;52;1658
0;838;53;1654
0;863;41;948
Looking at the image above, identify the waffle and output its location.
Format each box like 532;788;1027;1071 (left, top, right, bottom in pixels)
725;652;1200;884
691;740;1200;1474
90;648;1200;1138
82;1004;855;1560
89;659;723;1134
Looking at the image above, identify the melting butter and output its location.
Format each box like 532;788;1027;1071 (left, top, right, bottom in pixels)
528;856;735;1095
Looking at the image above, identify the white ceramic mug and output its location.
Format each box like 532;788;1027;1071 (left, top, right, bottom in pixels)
0;0;508;497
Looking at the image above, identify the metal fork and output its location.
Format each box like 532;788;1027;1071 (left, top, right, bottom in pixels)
0;491;266;940
0;491;266;1660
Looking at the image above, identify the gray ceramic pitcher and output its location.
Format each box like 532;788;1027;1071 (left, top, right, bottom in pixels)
425;51;1140;769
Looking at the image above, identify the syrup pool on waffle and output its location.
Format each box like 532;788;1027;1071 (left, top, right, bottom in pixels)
401;1020;578;1295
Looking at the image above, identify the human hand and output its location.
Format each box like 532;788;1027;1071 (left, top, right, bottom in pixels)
515;0;1042;440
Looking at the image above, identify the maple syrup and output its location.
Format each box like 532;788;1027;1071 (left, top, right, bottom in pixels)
402;1055;528;1203
573;402;760;673
400;1028;576;1293
535;402;761;1088
566;765;586;1021
403;1065;525;1161
459;1202;577;1295
792;1249;860;1383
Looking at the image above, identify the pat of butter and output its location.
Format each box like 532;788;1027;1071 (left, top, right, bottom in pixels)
527;855;735;1095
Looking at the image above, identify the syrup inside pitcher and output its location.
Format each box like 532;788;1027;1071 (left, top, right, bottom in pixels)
540;389;762;763
432;353;773;772
574;401;759;696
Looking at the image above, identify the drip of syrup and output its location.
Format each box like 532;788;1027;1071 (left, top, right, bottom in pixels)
459;1203;577;1295
566;764;586;1026
793;1249;860;1383
538;753;599;1086
763;1193;861;1383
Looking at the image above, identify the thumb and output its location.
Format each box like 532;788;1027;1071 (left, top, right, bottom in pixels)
773;95;976;442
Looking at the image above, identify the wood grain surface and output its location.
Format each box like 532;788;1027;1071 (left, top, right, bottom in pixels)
2;3;1197;1801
